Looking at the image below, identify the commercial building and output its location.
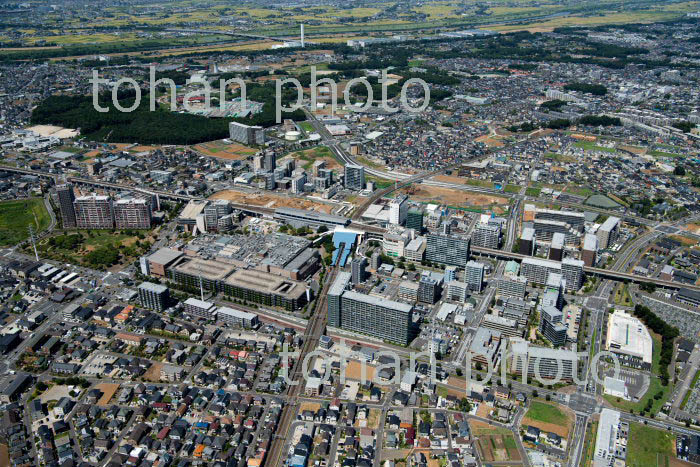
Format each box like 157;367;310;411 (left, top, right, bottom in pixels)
519;227;535;256
335;291;413;345
465;261;484;293
472;223;500;249
203;200;232;233
532;219;579;244
530;206;585;230
678;288;700;307
404;237;426;262
56;184;76;228
0;373;32;403
597;216;621;249
510;339;577;381
389;195;408;226
406;209;424;232
468;328;502;367
167;257;235;294
344;164;365;190
426;234;471;267
183;298;217;320
114;198;152;229
138;282;169;312
605;310;653;370
273;208;349;228
593;409;627;467
146;248;184;278
74;194;114;229
582;233;598;267
229;122;265;145
382;229;409;258
549;232;564;261
222;269;308;311
216;306;259;328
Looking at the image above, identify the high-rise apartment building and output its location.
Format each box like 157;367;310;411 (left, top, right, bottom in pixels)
472;223;500;249
426;234;471;267
351;257;367;285
519;227;535;256
465;261;485;293
389;195;408;226
114;198;152;229
344;164;365;190
582;233;598;267
138;282;169;312
597;216;620;249
74;194;114;229
56;184;77;228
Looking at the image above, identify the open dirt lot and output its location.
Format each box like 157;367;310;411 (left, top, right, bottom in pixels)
399;184;509;213
95;383;120;406
143;362;164;382
40;385;72;404
299;402;321;413
210;189;335;213
193;140;258;160
344;360;376;382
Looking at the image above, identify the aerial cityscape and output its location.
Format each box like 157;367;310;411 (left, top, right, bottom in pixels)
1;0;700;466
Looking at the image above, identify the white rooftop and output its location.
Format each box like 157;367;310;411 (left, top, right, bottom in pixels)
605;310;653;364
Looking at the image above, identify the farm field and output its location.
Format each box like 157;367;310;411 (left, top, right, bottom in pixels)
0;198;51;247
469;419;521;463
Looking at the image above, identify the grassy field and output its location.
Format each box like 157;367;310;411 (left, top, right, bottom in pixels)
504;184;521;194
287;145;341;171
0;198;51;247
525;401;569;425
614;283;633;306
626;423;676;467
526;187;542;197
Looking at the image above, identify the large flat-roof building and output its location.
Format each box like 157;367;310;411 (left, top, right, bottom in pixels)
167;257;235;294
519;227;535;256
582;233;599;267
229;121;265;145
605;310;653;370
216;306;259;328
593;409;627;467
146;248;184;278
510;339;577;381
344;164;365;190
222;269;308;311
273;208;350;228
472;223;500;249
114;198;152;229
183;298;217;320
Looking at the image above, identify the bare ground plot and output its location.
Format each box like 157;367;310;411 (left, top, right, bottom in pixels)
210;189;335;213
299;402;321;413
143;362;163;382
344;360;376;382
475;134;506;147
0;444;8;467
39;385;72;404
399;184;509;214
95;383;120;406
193;140;258;160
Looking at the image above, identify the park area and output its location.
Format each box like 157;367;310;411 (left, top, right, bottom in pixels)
0;198;51;247
33;229;153;269
399;183;510;215
469;419;521;463
522;401;574;438
193;139;258;160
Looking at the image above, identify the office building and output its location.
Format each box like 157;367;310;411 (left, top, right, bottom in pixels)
146;248;184;278
582;233;598;267
606;310;653;370
473;223;500;249
328;272;352;327
519;227;535;256
497;276;527;299
351;257;367;285
335;291;413;345
56;184;76;228
539;305;568;346
382;229;409;258
465;261;484;293
344;164;365;190
549;232;564;261
216;306;259;328
404;237;426;262
561;258;585;291
406;209;424;232
229;121;265;145
418;274;440;304
389;195;408;225
426;234;471;267
114;198;152;229
597;216;621;249
183;298;217;320
74;194;114;229
482;314;522;338
137;282;169;312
